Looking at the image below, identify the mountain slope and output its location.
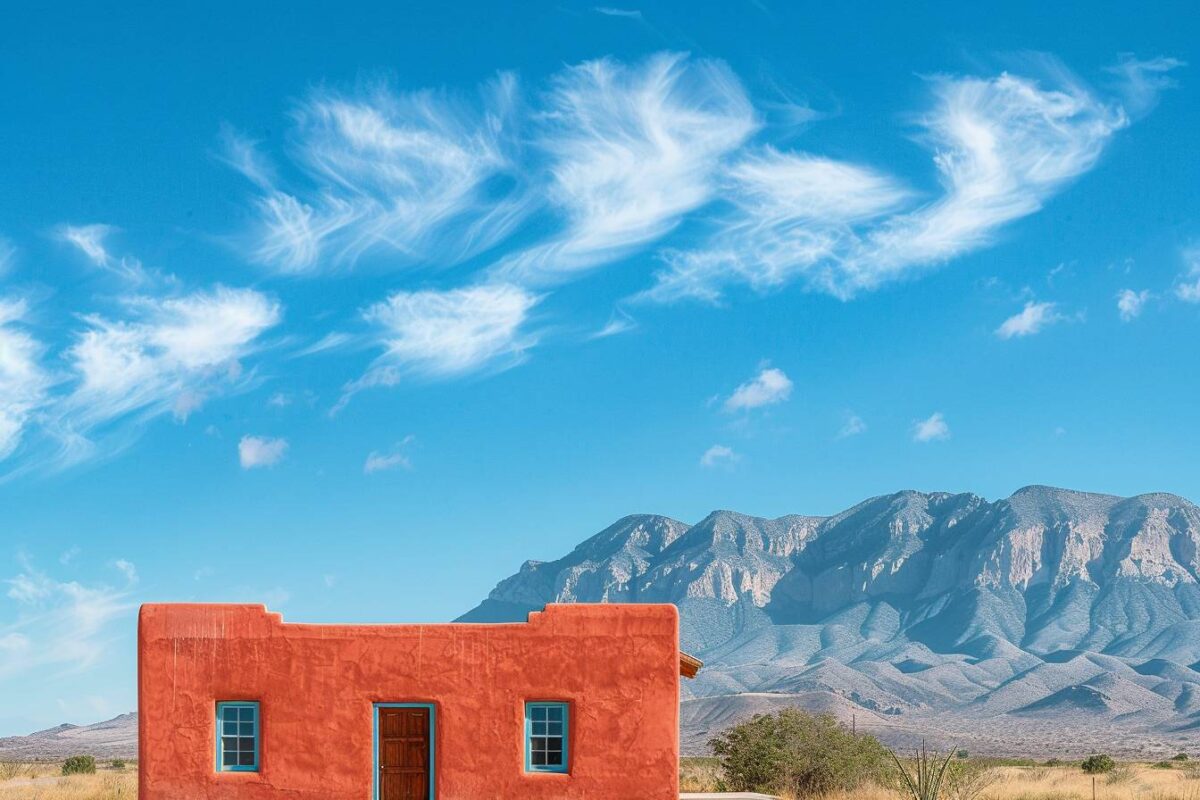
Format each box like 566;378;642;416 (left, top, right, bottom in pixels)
460;486;1200;757
0;713;138;760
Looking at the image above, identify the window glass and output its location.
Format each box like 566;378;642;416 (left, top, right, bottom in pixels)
216;702;259;772
524;702;568;773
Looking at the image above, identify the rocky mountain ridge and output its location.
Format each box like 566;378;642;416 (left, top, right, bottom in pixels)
460;486;1200;756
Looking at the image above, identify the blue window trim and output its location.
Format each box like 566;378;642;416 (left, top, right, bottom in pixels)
215;701;260;773
524;701;570;774
373;703;436;800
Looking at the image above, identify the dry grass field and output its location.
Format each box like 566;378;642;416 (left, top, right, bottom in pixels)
680;758;1200;800
5;758;1200;799
0;762;135;799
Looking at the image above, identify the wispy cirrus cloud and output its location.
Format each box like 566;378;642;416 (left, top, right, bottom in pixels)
57;224;161;285
643;150;909;302
1;555;137;680
645;62;1151;302
234;73;527;274
724;367;792;412
493;52;757;284
336;283;539;411
56;287;281;458
0;237;15;274
0;300;52;461
364;436;414;474
995;301;1066;339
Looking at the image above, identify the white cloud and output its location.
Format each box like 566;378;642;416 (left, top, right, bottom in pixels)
112;559;137;584
838;412;867;438
0;237;15;274
0;299;52;461
346;283;538;402
238;435;288;469
494;53;756;284
644;65;1144;303
61;287;281;439
1;555;135;680
849;72;1127;288
1106;54;1186;118
364;437;414;474
216;124;276;190
59;224;116;267
700;444;739;468
1176;247;1200;303
293;331;355;358
241;74;526;274
57;224;157;285
643;150;910;302
912;412;950;442
1116;288;1151;321
724;367;793;412
593;6;642;19
267;392;291;408
995;301;1064;339
589;310;637;340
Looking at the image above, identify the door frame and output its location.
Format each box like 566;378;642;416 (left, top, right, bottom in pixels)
372;702;436;800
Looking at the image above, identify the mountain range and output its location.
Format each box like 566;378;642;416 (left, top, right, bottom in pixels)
0;713;137;760
460;486;1200;757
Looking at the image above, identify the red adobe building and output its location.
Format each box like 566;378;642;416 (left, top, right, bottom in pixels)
137;602;700;800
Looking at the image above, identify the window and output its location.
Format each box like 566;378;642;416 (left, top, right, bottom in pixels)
524;702;569;773
216;702;259;772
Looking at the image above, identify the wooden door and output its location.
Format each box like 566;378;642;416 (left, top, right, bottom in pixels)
378;707;431;800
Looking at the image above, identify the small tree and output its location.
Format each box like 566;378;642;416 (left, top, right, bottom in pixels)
1173;753;1190;762
62;755;96;775
709;709;890;797
1081;754;1115;775
110;759;127;770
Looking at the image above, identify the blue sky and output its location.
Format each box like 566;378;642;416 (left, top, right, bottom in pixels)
0;0;1197;734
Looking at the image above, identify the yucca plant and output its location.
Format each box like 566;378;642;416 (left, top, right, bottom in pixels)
891;741;956;800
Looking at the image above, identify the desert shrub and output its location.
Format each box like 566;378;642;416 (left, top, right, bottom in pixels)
709;709;890;797
1175;753;1191;761
1081;754;1115;775
892;742;957;800
110;758;127;770
62;754;96;775
1152;761;1175;769
944;760;999;800
1044;758;1064;766
956;750;969;759
1104;765;1135;785
0;762;34;781
679;757;724;792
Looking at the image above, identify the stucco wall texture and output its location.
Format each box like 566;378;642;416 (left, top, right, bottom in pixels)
138;602;681;799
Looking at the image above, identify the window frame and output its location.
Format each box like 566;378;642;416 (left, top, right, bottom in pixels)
215;701;260;773
523;701;569;774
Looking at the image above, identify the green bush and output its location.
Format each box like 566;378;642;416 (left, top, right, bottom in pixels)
709;709;890;797
1044;759;1063;766
110;759;127;770
1152;761;1174;769
1173;753;1190;761
1080;754;1114;775
62;755;96;775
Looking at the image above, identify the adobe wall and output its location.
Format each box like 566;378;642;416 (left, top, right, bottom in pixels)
137;602;680;799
